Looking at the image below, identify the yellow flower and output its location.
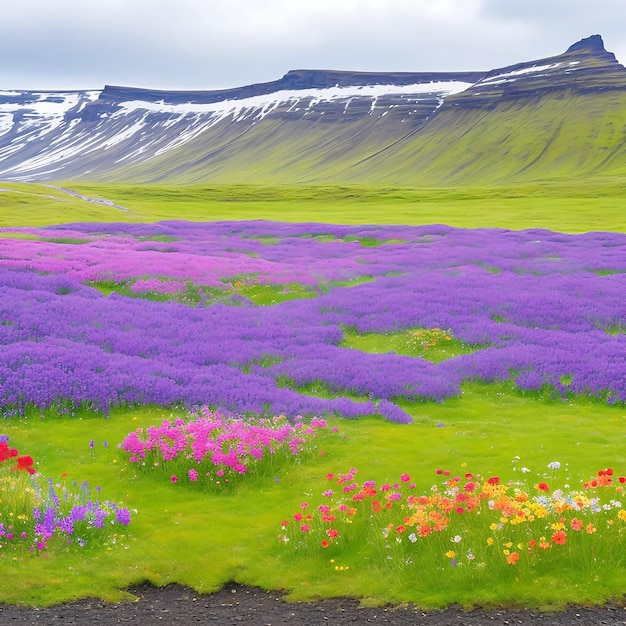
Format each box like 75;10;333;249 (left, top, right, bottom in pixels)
618;509;626;521
486;537;494;546
445;551;455;558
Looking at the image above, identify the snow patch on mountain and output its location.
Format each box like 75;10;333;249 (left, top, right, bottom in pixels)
114;81;473;118
0;91;100;138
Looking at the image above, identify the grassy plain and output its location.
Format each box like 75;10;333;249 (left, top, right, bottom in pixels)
1;181;625;609
1;178;626;231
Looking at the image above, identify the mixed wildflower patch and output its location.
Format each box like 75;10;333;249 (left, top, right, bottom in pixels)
0;435;132;557
279;462;626;579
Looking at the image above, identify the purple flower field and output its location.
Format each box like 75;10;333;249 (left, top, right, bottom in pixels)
1;221;624;423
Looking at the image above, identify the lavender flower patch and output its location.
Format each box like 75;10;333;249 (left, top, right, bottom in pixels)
0;221;624;422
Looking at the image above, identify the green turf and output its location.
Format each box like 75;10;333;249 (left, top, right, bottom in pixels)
2;180;626;232
2;391;623;608
1;182;625;608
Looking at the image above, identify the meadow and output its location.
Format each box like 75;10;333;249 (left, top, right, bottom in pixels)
0;181;625;609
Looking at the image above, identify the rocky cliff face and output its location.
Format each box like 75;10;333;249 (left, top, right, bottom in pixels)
0;35;624;184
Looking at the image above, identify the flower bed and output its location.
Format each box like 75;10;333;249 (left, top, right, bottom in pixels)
0;435;132;556
1;222;625;423
279;463;626;580
120;410;338;490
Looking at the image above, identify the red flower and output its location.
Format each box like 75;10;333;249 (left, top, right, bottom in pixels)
321;540;330;548
0;443;18;462
551;531;567;545
14;455;36;474
487;476;500;485
536;482;550;492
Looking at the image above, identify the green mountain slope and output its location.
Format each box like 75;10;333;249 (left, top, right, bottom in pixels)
2;35;625;186
90;36;626;186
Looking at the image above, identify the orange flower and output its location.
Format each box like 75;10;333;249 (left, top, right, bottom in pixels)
418;524;432;537
551;530;567;545
585;523;596;534
321;540;330;548
507;552;520;565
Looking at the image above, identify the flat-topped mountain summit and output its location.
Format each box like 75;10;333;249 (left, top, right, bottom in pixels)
1;35;625;185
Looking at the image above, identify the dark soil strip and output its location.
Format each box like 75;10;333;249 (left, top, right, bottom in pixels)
1;583;625;625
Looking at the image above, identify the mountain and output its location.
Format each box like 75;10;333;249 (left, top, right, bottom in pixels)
1;34;625;185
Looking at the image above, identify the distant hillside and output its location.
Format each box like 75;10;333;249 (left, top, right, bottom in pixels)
1;34;625;185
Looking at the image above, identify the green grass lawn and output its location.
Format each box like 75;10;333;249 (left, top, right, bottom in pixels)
1;181;625;609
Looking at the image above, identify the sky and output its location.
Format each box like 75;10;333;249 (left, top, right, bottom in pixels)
2;0;626;92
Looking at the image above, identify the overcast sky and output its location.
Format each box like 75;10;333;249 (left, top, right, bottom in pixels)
2;0;625;92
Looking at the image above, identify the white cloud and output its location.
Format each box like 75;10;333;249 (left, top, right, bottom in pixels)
0;0;624;90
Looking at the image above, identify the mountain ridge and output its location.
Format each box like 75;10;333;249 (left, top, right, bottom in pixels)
1;34;625;185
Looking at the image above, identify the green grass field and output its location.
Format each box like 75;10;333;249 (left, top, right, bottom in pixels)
2;179;626;232
1;182;625;609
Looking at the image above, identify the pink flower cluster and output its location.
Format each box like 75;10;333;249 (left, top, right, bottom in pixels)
119;409;332;487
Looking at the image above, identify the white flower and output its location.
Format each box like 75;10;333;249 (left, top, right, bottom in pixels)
408;533;417;543
451;535;462;543
548;461;561;470
521;467;531;473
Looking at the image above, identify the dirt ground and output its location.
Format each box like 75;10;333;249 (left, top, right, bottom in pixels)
1;583;625;625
